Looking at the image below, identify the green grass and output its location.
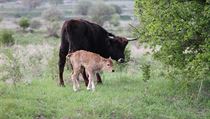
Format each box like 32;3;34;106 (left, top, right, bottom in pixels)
0;72;209;119
14;32;59;45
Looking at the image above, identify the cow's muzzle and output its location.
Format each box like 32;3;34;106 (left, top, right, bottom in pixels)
118;58;124;63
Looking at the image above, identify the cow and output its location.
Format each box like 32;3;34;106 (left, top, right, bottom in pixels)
59;19;136;86
66;50;114;91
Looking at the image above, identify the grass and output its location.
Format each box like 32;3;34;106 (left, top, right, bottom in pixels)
0;72;209;119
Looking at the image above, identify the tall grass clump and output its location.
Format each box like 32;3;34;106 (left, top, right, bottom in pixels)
0;29;15;46
0;49;22;86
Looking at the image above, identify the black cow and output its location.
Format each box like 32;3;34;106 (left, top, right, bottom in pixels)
59;19;136;86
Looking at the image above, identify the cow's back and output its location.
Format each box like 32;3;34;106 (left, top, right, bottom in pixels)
62;19;110;58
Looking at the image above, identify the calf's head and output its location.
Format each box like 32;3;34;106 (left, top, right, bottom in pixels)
102;57;114;72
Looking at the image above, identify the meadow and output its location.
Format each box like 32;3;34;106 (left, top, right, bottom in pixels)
0;32;209;119
0;0;210;119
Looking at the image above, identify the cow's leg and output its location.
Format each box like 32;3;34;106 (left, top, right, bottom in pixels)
58;41;69;86
81;68;89;86
96;73;102;84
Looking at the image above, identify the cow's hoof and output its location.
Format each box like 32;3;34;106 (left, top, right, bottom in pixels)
59;83;65;87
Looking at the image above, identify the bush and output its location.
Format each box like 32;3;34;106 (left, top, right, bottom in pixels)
42;7;63;22
30;19;41;29
110;14;120;26
88;2;116;25
46;22;60;38
135;0;210;81
0;29;15;46
0;49;22;86
19;17;30;30
74;0;92;15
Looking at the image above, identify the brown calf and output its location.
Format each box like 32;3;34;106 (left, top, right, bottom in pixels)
66;50;114;91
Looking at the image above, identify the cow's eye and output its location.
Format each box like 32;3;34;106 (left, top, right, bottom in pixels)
107;64;110;66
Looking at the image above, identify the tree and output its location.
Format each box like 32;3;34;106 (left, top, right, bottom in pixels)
19;17;30;31
75;0;92;15
135;0;210;80
88;2;116;25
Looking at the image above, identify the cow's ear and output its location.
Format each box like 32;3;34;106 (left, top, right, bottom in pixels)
109;57;112;60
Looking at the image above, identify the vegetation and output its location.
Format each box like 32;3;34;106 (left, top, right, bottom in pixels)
0;0;209;118
30;19;41;29
0;29;15;46
75;0;93;15
19;17;30;31
135;0;210;82
88;2;116;25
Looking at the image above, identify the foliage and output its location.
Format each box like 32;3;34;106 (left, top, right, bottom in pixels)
0;49;22;86
141;63;151;82
111;4;122;14
19;17;30;30
46;22;60;38
74;0;93;15
42;7;63;22
135;0;210;81
88;2;116;25
29;19;41;29
0;29;15;46
21;0;43;10
110;14;120;26
47;48;59;80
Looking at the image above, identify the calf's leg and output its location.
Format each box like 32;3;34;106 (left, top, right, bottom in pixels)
81;68;89;86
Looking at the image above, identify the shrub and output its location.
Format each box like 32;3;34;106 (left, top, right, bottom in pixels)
0;49;22;86
19;17;30;30
74;0;92;15
42;7;63;22
141;63;151;82
110;14;120;26
30;19;41;29
0;29;15;46
135;0;210;81
88;2;116;25
46;22;60;38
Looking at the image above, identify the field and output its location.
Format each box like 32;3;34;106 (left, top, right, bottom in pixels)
0;0;210;119
0;32;209;119
1;72;209;119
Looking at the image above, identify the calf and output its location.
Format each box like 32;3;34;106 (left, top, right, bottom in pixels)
66;50;114;91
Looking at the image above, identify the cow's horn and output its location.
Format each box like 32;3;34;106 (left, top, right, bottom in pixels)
127;38;138;41
108;36;114;39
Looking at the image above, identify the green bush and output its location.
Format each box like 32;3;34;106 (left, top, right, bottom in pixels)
19;17;30;30
135;0;210;81
0;29;15;46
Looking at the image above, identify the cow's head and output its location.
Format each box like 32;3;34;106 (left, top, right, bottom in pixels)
106;36;137;63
